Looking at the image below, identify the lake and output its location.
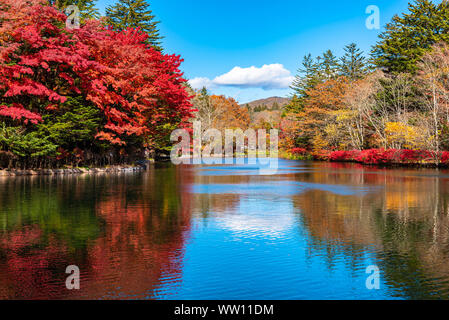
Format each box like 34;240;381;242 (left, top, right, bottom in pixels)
1;159;449;299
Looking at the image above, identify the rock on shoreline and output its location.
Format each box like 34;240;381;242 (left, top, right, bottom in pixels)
0;165;148;177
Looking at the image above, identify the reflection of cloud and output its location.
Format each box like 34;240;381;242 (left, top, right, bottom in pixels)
218;213;295;238
189;64;294;91
217;198;297;239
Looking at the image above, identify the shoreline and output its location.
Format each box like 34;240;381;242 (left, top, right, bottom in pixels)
281;149;449;169
0;163;153;177
280;153;449;168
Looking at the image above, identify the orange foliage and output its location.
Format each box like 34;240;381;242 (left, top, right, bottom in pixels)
210;95;250;131
297;77;349;148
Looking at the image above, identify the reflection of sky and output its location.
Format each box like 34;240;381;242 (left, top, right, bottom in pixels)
192;181;381;197
197;159;306;177
155;165;392;300
158;194;394;300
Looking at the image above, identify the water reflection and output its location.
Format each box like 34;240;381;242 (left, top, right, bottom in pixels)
1;160;449;299
0;165;192;299
293;162;449;299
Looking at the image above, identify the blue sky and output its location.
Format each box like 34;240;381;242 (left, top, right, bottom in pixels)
96;0;411;103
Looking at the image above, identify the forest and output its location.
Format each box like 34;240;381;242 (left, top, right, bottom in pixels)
278;0;449;165
0;0;193;169
189;0;449;166
3;0;449;169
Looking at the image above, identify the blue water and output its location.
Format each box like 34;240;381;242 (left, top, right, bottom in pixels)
0;159;448;299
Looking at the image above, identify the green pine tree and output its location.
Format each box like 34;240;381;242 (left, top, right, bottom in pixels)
372;0;449;74
321;49;340;80
106;0;163;51
290;54;321;99
282;94;303;116
0;123;58;159
37;96;103;151
340;43;367;80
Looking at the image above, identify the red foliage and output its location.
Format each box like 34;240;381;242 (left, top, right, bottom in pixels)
329;150;361;162
354;149;387;164
0;0;193;146
441;151;449;164
0;104;42;124
0;0;74;123
326;149;437;165
77;23;194;144
290;148;308;155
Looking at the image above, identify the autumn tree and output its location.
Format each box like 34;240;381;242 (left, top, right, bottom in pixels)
189;87;221;134
296;77;349;150
372;0;449;74
342;71;383;150
418;43;449;161
0;0;192;168
106;0;163;50
210;95;250;132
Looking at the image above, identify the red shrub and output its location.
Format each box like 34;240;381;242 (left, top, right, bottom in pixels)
290;148;308;155
329;150;361;162
354;149;381;164
441;151;449;164
397;150;434;163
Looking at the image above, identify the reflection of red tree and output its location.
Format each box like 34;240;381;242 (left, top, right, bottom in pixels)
0;166;194;299
0;226;71;299
84;167;193;299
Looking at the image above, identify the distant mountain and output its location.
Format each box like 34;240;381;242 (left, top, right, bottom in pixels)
240;97;290;111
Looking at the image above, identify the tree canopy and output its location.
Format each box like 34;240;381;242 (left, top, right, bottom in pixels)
372;0;449;74
0;0;192;168
106;0;163;50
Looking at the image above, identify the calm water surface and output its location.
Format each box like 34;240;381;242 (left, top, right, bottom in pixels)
1;159;449;299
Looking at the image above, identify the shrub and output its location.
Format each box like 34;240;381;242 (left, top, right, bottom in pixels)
290;148;308;155
329;150;361;162
441;151;449;164
312;150;331;161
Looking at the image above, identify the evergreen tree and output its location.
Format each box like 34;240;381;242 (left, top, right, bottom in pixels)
37;97;103;151
282;94;303;116
106;0;163;50
340;43;367;80
49;0;99;20
372;0;449;73
290;54;321;99
321;49;340;80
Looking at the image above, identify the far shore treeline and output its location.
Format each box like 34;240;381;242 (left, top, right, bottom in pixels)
189;0;449;167
3;0;449;169
279;0;449;166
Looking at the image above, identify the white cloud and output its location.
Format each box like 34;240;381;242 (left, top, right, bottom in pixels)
188;77;214;90
189;64;294;91
214;64;294;89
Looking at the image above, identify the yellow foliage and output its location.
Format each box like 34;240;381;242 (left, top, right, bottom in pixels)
312;133;328;151
384;122;423;149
